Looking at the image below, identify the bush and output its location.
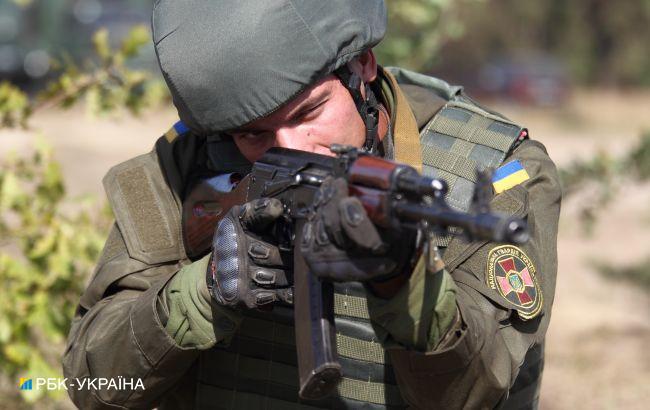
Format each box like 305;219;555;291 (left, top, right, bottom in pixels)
559;131;650;233
0;25;163;407
0;141;112;405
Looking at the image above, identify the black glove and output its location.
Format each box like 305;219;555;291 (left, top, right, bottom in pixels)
207;198;293;309
300;177;416;282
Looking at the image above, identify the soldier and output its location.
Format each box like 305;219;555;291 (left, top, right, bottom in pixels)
63;1;561;409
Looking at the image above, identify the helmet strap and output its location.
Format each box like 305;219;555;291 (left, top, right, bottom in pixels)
334;66;380;154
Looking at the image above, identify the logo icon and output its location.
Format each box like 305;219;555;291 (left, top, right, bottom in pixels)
486;245;543;320
19;378;32;390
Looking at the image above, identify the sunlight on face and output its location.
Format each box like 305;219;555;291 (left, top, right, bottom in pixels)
229;74;366;163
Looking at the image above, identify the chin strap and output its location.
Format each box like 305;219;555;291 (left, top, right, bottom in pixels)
334;66;381;155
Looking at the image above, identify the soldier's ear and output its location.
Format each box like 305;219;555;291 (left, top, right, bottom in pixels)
350;49;378;84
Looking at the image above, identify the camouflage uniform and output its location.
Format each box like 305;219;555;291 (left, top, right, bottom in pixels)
63;66;560;409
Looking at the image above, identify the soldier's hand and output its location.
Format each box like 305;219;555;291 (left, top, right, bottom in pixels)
301;177;415;282
207;198;293;309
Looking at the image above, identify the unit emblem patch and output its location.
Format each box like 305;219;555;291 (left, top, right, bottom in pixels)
486;245;542;320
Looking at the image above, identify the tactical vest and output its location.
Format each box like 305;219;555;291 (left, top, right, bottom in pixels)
192;68;539;409
197;283;406;409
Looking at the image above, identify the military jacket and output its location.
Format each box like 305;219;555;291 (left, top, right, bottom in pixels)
63;68;561;409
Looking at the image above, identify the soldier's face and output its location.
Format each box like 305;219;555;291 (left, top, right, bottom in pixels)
229;53;378;163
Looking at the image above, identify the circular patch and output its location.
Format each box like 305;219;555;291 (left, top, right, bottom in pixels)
486;245;543;320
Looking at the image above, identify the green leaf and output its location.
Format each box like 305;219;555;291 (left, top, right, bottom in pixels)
0;81;31;128
0;171;24;210
92;28;111;63
42;161;64;198
29;227;58;259
4;342;31;365
627;131;650;180
121;25;151;58
0;317;11;343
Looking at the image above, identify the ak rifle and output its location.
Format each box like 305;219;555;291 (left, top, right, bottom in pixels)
181;145;529;400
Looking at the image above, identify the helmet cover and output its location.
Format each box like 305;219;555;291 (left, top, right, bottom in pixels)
153;0;387;134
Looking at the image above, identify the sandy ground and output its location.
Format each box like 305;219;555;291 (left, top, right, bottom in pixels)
1;89;649;409
494;91;650;410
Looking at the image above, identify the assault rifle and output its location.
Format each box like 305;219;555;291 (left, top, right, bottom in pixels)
182;145;528;400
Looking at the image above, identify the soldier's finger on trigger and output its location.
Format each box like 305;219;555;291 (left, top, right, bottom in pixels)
338;197;385;253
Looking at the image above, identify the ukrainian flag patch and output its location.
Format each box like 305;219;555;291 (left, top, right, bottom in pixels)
492;160;530;193
164;120;190;142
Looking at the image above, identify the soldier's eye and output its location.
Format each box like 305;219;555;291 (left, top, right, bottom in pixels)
295;100;327;122
230;132;269;142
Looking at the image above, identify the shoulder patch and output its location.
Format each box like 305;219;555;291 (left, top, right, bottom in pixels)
492;160;530;194
103;150;185;265
486;245;542;320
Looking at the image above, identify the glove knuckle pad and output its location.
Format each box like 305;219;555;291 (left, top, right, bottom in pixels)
248;241;270;260
250;268;276;286
213;217;241;303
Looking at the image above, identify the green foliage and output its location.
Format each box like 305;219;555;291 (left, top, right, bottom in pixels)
375;0;475;72
560;131;650;192
434;0;650;86
559;131;650;232
0;82;31;128
0;24;160;406
0;25;169;130
9;0;33;7
0;141;112;403
627;131;650;180
37;25;169;117
596;258;650;291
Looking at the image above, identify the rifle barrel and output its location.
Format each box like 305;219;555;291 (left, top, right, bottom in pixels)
394;201;529;244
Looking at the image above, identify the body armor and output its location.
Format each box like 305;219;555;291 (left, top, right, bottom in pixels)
189;69;540;409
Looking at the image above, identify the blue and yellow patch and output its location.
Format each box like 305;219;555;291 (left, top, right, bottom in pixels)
164;120;190;142
492;160;530;193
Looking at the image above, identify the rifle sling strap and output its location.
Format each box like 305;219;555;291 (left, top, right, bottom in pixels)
385;67;525;247
382;69;424;173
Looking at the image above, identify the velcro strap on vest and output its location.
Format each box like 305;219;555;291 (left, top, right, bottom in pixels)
337;377;403;406
103;150;184;264
334;293;370;320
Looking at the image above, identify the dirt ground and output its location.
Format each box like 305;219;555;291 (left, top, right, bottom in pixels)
496;91;650;409
2;89;649;409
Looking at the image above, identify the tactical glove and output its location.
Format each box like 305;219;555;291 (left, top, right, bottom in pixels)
207;198;293;309
300;177;415;283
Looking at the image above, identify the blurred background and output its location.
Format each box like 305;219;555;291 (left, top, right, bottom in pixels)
1;0;649;408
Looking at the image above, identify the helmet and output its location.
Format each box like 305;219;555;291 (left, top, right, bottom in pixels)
153;0;387;135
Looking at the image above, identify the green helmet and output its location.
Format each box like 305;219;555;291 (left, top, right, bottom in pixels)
153;0;387;135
